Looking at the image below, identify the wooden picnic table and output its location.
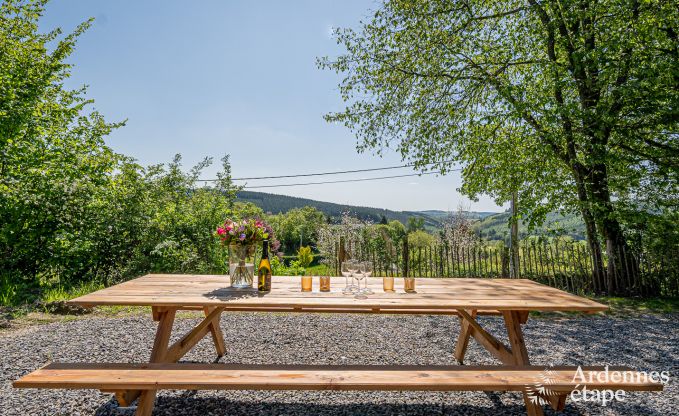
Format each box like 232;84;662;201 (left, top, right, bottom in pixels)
17;275;662;416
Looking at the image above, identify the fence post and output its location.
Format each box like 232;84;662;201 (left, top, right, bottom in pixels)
402;239;409;278
501;246;510;278
338;237;347;266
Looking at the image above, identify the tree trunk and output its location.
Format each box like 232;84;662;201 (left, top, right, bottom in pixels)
571;165;606;293
509;191;520;278
589;163;639;295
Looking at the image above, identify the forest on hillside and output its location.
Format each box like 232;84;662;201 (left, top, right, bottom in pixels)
237;191;586;241
237;191;441;229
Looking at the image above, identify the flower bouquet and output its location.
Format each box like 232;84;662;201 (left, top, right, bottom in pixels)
216;219;270;288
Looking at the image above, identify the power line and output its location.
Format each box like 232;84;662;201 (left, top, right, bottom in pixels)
242;171;452;189
199;160;455;181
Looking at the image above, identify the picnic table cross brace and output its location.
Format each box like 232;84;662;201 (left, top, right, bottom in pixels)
454;309;545;416
118;306;228;415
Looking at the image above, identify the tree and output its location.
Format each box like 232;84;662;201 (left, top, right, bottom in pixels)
407;230;435;249
267;206;327;252
441;206;478;249
0;0;123;282
406;217;425;233
0;1;249;301
296;246;314;269
320;0;678;295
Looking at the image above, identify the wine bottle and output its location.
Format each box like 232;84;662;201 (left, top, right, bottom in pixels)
257;240;272;292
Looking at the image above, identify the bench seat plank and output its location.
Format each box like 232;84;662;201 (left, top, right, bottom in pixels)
14;363;663;393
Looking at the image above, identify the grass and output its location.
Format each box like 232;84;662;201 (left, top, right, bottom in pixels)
596;296;679;315
530;296;679;319
41;280;105;304
305;264;333;275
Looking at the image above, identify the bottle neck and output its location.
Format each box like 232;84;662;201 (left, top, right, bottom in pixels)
261;240;269;259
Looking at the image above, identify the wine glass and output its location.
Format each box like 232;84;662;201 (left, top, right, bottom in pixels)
360;261;374;295
353;264;367;299
341;260;358;294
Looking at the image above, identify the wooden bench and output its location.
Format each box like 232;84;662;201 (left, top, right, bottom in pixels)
19;276;640;416
14;363;663;414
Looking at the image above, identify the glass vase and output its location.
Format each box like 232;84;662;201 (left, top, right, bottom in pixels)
229;243;256;289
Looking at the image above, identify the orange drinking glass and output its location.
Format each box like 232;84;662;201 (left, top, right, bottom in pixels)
301;275;313;292
404;277;416;293
383;276;395;292
319;276;331;292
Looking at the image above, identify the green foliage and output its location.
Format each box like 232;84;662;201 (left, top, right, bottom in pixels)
270;256;306;276
1;0;123;286
320;0;679;293
407;230;435;249
407;217;425;233
266;206;327;252
475;212;586;241
0;0;256;306
40;280;104;305
296;246;314;268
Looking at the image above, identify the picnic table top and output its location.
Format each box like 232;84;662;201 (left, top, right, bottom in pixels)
69;274;608;313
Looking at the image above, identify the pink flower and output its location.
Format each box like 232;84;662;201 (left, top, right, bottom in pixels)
217;227;226;235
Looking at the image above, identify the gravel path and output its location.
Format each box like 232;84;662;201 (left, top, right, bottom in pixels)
0;312;676;415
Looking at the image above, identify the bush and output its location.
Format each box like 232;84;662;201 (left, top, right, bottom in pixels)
297;246;314;268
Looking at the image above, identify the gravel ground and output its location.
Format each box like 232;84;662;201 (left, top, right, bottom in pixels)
0;312;676;415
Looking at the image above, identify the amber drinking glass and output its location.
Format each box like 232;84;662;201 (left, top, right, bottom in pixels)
383;276;395;292
319;275;331;292
404;277;416;293
301;275;313;292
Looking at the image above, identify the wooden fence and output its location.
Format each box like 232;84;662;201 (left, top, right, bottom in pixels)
329;239;679;297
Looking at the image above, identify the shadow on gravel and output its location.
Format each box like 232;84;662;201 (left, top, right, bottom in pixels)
91;396;663;416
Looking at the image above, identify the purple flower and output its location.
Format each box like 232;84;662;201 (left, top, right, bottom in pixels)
239;233;246;240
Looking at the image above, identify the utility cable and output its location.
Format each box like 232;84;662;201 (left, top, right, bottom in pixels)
242;171;450;189
199;160;455;181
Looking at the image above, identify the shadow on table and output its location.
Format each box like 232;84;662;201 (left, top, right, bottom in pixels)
92;394;663;416
203;287;261;301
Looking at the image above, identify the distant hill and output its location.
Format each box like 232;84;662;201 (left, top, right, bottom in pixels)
473;212;586;241
236;191;445;228
236;191;584;239
416;209;497;220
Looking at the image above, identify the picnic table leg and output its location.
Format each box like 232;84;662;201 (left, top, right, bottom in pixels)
133;308;176;416
118;307;224;412
204;306;226;358
503;311;544;416
454;309;477;364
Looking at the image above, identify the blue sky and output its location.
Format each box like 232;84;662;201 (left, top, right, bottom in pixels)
40;0;503;213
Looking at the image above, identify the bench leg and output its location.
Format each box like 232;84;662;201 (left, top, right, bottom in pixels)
138;308;176;415
454;309;477;364
204;307;226;358
119;307;225;410
118;308;176;414
503;311;544;416
135;391;157;416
